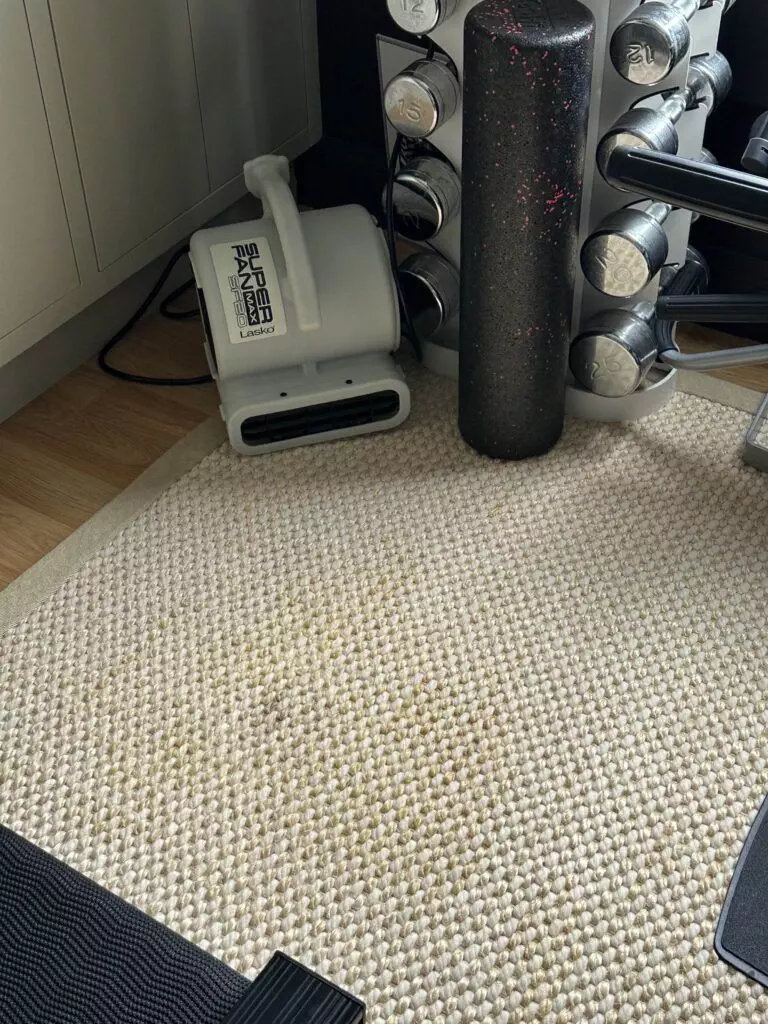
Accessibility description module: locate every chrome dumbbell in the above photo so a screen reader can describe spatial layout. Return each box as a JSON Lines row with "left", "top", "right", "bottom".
{"left": 570, "top": 304, "right": 658, "bottom": 398}
{"left": 386, "top": 0, "right": 458, "bottom": 34}
{"left": 383, "top": 155, "right": 461, "bottom": 241}
{"left": 611, "top": 0, "right": 719, "bottom": 85}
{"left": 598, "top": 52, "right": 731, "bottom": 175}
{"left": 611, "top": 1, "right": 702, "bottom": 86}
{"left": 613, "top": 0, "right": 741, "bottom": 87}
{"left": 582, "top": 148, "right": 716, "bottom": 297}
{"left": 399, "top": 252, "right": 460, "bottom": 338}
{"left": 384, "top": 59, "right": 460, "bottom": 139}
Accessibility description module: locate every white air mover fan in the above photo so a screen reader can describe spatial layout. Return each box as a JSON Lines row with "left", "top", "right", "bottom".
{"left": 190, "top": 156, "right": 410, "bottom": 456}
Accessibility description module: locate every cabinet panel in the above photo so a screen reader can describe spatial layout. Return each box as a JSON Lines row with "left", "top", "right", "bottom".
{"left": 0, "top": 0, "right": 78, "bottom": 339}
{"left": 48, "top": 0, "right": 210, "bottom": 269}
{"left": 187, "top": 0, "right": 310, "bottom": 190}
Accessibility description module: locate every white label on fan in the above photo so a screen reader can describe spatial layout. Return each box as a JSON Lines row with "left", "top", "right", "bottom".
{"left": 211, "top": 237, "right": 287, "bottom": 343}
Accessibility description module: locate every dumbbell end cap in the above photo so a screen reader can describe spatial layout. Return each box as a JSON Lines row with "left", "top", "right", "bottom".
{"left": 570, "top": 310, "right": 657, "bottom": 398}
{"left": 569, "top": 333, "right": 645, "bottom": 398}
{"left": 399, "top": 252, "right": 460, "bottom": 339}
{"left": 610, "top": 5, "right": 691, "bottom": 86}
{"left": 581, "top": 234, "right": 654, "bottom": 299}
{"left": 581, "top": 208, "right": 669, "bottom": 298}
{"left": 386, "top": 0, "right": 456, "bottom": 34}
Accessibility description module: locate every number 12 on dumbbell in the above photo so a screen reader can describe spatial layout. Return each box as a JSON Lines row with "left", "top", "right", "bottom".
{"left": 612, "top": 0, "right": 738, "bottom": 86}
{"left": 386, "top": 0, "right": 457, "bottom": 35}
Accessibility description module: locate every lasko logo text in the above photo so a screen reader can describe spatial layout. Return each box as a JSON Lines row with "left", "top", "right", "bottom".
{"left": 229, "top": 243, "right": 276, "bottom": 339}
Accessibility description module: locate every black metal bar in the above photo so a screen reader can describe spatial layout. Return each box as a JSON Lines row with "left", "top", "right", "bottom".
{"left": 604, "top": 147, "right": 768, "bottom": 233}
{"left": 656, "top": 293, "right": 768, "bottom": 322}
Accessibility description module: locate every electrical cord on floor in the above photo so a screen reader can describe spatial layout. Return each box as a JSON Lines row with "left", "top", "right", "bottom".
{"left": 98, "top": 247, "right": 213, "bottom": 387}
{"left": 160, "top": 278, "right": 200, "bottom": 321}
{"left": 385, "top": 134, "right": 422, "bottom": 361}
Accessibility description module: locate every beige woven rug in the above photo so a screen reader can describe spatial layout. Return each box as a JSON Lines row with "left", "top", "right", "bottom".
{"left": 2, "top": 366, "right": 768, "bottom": 1023}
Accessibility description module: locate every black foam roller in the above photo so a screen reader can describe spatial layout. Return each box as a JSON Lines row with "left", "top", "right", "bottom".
{"left": 460, "top": 0, "right": 595, "bottom": 460}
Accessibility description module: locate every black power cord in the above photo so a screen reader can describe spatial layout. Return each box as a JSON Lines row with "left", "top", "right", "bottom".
{"left": 160, "top": 278, "right": 200, "bottom": 321}
{"left": 98, "top": 248, "right": 212, "bottom": 387}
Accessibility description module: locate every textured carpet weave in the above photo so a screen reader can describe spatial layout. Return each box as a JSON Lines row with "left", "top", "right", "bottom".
{"left": 2, "top": 368, "right": 768, "bottom": 1023}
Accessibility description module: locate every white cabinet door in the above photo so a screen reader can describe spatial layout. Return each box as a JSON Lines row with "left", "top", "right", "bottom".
{"left": 0, "top": 0, "right": 78, "bottom": 340}
{"left": 187, "top": 0, "right": 311, "bottom": 190}
{"left": 48, "top": 0, "right": 211, "bottom": 270}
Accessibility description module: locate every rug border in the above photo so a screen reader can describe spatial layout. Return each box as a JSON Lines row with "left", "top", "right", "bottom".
{"left": 0, "top": 375, "right": 761, "bottom": 637}
{"left": 676, "top": 372, "right": 764, "bottom": 414}
{"left": 0, "top": 415, "right": 227, "bottom": 638}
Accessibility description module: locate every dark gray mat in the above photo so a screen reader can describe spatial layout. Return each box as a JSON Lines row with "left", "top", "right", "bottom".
{"left": 716, "top": 797, "right": 768, "bottom": 988}
{"left": 0, "top": 826, "right": 249, "bottom": 1024}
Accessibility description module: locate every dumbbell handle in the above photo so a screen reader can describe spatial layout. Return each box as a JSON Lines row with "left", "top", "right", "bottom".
{"left": 628, "top": 301, "right": 657, "bottom": 324}
{"left": 659, "top": 56, "right": 726, "bottom": 123}
{"left": 646, "top": 200, "right": 675, "bottom": 223}
{"left": 658, "top": 91, "right": 690, "bottom": 127}
{"left": 668, "top": 0, "right": 701, "bottom": 17}
{"left": 604, "top": 147, "right": 768, "bottom": 234}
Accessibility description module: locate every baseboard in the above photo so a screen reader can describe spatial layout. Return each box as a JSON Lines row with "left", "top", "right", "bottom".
{"left": 0, "top": 254, "right": 186, "bottom": 423}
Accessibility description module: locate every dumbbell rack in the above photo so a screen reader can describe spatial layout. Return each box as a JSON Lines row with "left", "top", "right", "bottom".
{"left": 378, "top": 0, "right": 730, "bottom": 421}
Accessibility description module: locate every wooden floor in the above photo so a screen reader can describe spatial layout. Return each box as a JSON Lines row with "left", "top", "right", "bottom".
{"left": 0, "top": 314, "right": 765, "bottom": 591}
{"left": 0, "top": 315, "right": 218, "bottom": 589}
{"left": 677, "top": 324, "right": 768, "bottom": 393}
